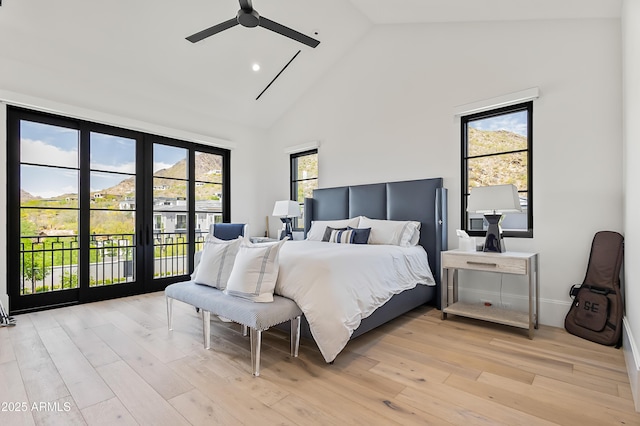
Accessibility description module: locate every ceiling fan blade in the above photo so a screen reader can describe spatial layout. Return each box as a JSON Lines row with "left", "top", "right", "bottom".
{"left": 186, "top": 18, "right": 239, "bottom": 43}
{"left": 259, "top": 16, "right": 320, "bottom": 48}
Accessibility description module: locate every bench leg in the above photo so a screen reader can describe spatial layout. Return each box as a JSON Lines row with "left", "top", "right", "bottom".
{"left": 250, "top": 328, "right": 262, "bottom": 377}
{"left": 202, "top": 310, "right": 211, "bottom": 349}
{"left": 242, "top": 325, "right": 248, "bottom": 337}
{"left": 166, "top": 297, "right": 173, "bottom": 331}
{"left": 291, "top": 316, "right": 301, "bottom": 358}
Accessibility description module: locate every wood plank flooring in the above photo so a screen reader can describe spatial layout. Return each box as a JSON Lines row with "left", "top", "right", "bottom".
{"left": 1, "top": 292, "right": 638, "bottom": 425}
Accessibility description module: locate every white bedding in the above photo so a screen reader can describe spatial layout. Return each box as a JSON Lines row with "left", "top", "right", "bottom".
{"left": 274, "top": 240, "right": 435, "bottom": 362}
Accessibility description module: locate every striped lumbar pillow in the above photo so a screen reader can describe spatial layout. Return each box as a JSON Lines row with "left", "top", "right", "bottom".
{"left": 329, "top": 229, "right": 354, "bottom": 244}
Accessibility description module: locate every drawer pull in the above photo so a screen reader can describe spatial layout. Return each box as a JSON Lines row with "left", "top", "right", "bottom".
{"left": 466, "top": 261, "right": 497, "bottom": 267}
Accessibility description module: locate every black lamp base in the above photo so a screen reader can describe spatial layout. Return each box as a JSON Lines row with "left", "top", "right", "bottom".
{"left": 483, "top": 214, "right": 506, "bottom": 253}
{"left": 279, "top": 217, "right": 293, "bottom": 240}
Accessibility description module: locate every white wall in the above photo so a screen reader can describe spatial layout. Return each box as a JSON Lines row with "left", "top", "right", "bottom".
{"left": 622, "top": 0, "right": 640, "bottom": 409}
{"left": 264, "top": 18, "right": 623, "bottom": 327}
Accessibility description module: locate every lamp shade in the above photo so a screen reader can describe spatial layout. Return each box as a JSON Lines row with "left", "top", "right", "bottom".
{"left": 467, "top": 184, "right": 522, "bottom": 214}
{"left": 272, "top": 200, "right": 301, "bottom": 217}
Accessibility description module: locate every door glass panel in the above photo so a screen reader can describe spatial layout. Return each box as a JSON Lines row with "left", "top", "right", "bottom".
{"left": 90, "top": 133, "right": 137, "bottom": 286}
{"left": 90, "top": 133, "right": 136, "bottom": 173}
{"left": 88, "top": 220, "right": 136, "bottom": 287}
{"left": 19, "top": 120, "right": 80, "bottom": 296}
{"left": 21, "top": 165, "right": 79, "bottom": 208}
{"left": 153, "top": 144, "right": 189, "bottom": 278}
{"left": 195, "top": 151, "right": 223, "bottom": 243}
{"left": 20, "top": 121, "right": 78, "bottom": 168}
{"left": 195, "top": 183, "right": 222, "bottom": 241}
{"left": 154, "top": 145, "right": 187, "bottom": 179}
{"left": 195, "top": 183, "right": 222, "bottom": 203}
{"left": 195, "top": 152, "right": 223, "bottom": 183}
{"left": 90, "top": 172, "right": 136, "bottom": 210}
{"left": 153, "top": 177, "right": 187, "bottom": 201}
{"left": 20, "top": 210, "right": 79, "bottom": 295}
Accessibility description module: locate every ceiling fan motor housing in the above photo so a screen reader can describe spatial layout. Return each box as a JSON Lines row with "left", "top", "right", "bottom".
{"left": 237, "top": 9, "right": 260, "bottom": 27}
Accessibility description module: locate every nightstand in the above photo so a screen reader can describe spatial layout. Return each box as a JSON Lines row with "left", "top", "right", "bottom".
{"left": 441, "top": 250, "right": 539, "bottom": 338}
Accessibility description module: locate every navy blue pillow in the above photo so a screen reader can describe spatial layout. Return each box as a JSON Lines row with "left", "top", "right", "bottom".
{"left": 348, "top": 227, "right": 371, "bottom": 244}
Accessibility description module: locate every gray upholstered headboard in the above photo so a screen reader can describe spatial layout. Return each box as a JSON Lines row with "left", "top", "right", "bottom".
{"left": 303, "top": 178, "right": 448, "bottom": 308}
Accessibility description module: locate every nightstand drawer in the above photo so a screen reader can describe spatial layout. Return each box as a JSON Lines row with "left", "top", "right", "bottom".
{"left": 442, "top": 253, "right": 527, "bottom": 275}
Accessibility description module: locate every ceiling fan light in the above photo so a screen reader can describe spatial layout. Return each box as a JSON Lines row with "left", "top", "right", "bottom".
{"left": 252, "top": 63, "right": 260, "bottom": 72}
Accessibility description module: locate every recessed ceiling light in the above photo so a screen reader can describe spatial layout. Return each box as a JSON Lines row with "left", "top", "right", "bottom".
{"left": 252, "top": 63, "right": 260, "bottom": 72}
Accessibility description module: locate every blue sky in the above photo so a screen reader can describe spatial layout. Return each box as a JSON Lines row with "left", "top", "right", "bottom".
{"left": 20, "top": 121, "right": 186, "bottom": 198}
{"left": 468, "top": 110, "right": 527, "bottom": 136}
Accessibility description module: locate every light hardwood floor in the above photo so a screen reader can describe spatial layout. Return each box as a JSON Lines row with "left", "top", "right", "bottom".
{"left": 1, "top": 292, "right": 638, "bottom": 425}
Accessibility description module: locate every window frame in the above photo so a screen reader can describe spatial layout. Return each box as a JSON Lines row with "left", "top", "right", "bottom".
{"left": 290, "top": 149, "right": 318, "bottom": 231}
{"left": 461, "top": 101, "right": 533, "bottom": 238}
{"left": 6, "top": 105, "right": 231, "bottom": 313}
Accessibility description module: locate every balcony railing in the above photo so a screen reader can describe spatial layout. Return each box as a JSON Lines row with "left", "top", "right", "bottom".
{"left": 19, "top": 231, "right": 209, "bottom": 295}
{"left": 153, "top": 231, "right": 207, "bottom": 277}
{"left": 20, "top": 234, "right": 79, "bottom": 295}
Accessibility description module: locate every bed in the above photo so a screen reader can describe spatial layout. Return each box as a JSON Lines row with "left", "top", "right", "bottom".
{"left": 274, "top": 177, "right": 447, "bottom": 362}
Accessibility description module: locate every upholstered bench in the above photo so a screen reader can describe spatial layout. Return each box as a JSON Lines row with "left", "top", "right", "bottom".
{"left": 165, "top": 281, "right": 302, "bottom": 376}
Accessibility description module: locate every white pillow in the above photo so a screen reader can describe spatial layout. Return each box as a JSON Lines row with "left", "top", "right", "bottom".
{"left": 193, "top": 236, "right": 242, "bottom": 289}
{"left": 190, "top": 250, "right": 203, "bottom": 280}
{"left": 306, "top": 217, "right": 360, "bottom": 241}
{"left": 358, "top": 217, "right": 421, "bottom": 247}
{"left": 224, "top": 238, "right": 288, "bottom": 302}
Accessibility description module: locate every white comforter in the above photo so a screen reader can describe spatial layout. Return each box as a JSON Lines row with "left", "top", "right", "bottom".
{"left": 274, "top": 240, "right": 435, "bottom": 362}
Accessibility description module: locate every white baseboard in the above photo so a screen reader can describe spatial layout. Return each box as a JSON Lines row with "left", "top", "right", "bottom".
{"left": 623, "top": 318, "right": 640, "bottom": 411}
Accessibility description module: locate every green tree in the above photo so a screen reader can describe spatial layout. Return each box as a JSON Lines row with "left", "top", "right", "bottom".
{"left": 21, "top": 249, "right": 51, "bottom": 292}
{"left": 61, "top": 271, "right": 79, "bottom": 289}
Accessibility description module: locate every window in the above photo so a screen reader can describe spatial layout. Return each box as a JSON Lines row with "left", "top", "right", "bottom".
{"left": 461, "top": 101, "right": 532, "bottom": 238}
{"left": 290, "top": 149, "right": 318, "bottom": 230}
{"left": 7, "top": 106, "right": 231, "bottom": 313}
{"left": 176, "top": 214, "right": 187, "bottom": 231}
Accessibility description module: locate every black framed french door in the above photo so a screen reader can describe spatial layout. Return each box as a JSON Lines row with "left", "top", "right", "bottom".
{"left": 6, "top": 107, "right": 230, "bottom": 314}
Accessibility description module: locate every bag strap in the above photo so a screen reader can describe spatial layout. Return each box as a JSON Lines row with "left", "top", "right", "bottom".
{"left": 584, "top": 284, "right": 614, "bottom": 296}
{"left": 570, "top": 284, "right": 615, "bottom": 297}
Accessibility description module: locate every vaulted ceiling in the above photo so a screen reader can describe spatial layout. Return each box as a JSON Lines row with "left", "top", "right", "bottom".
{"left": 0, "top": 0, "right": 621, "bottom": 130}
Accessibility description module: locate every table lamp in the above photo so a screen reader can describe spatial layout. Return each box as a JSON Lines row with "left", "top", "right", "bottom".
{"left": 272, "top": 200, "right": 301, "bottom": 240}
{"left": 467, "top": 184, "right": 522, "bottom": 252}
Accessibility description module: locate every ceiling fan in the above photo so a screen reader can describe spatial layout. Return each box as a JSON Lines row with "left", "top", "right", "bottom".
{"left": 186, "top": 0, "right": 320, "bottom": 48}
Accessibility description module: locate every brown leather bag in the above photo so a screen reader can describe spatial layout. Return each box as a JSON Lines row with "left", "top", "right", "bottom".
{"left": 564, "top": 231, "right": 624, "bottom": 347}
